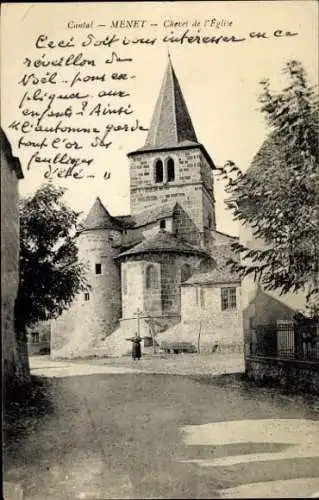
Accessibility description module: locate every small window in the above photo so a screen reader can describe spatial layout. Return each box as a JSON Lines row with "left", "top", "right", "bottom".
{"left": 195, "top": 287, "right": 199, "bottom": 305}
{"left": 155, "top": 159, "right": 163, "bottom": 183}
{"left": 160, "top": 220, "right": 166, "bottom": 229}
{"left": 84, "top": 293, "right": 90, "bottom": 301}
{"left": 95, "top": 263, "right": 102, "bottom": 275}
{"left": 167, "top": 157, "right": 175, "bottom": 182}
{"left": 200, "top": 288, "right": 205, "bottom": 308}
{"left": 221, "top": 287, "right": 237, "bottom": 310}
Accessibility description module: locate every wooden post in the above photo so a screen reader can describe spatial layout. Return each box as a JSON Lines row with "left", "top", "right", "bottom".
{"left": 197, "top": 321, "right": 202, "bottom": 354}
{"left": 136, "top": 308, "right": 141, "bottom": 337}
{"left": 145, "top": 317, "right": 157, "bottom": 355}
{"left": 151, "top": 320, "right": 157, "bottom": 354}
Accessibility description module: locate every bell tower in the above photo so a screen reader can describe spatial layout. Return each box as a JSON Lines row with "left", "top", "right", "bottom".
{"left": 128, "top": 56, "right": 217, "bottom": 242}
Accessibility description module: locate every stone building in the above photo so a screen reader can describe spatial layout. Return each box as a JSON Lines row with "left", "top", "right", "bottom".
{"left": 174, "top": 240, "right": 242, "bottom": 352}
{"left": 51, "top": 58, "right": 242, "bottom": 358}
{"left": 1, "top": 128, "right": 24, "bottom": 380}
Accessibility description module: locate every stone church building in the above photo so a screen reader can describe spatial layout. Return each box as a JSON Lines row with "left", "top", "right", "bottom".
{"left": 51, "top": 58, "right": 243, "bottom": 358}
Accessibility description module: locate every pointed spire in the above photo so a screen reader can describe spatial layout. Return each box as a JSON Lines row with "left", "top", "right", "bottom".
{"left": 81, "top": 197, "right": 120, "bottom": 231}
{"left": 144, "top": 56, "right": 198, "bottom": 148}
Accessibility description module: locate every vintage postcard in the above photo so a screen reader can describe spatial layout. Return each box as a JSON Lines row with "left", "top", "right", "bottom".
{"left": 2, "top": 1, "right": 319, "bottom": 499}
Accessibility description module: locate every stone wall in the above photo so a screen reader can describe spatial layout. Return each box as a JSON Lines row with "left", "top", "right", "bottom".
{"left": 160, "top": 254, "right": 201, "bottom": 318}
{"left": 173, "top": 204, "right": 202, "bottom": 247}
{"left": 124, "top": 204, "right": 202, "bottom": 248}
{"left": 121, "top": 259, "right": 162, "bottom": 320}
{"left": 122, "top": 218, "right": 174, "bottom": 249}
{"left": 143, "top": 262, "right": 162, "bottom": 317}
{"left": 160, "top": 255, "right": 182, "bottom": 316}
{"left": 142, "top": 217, "right": 174, "bottom": 240}
{"left": 181, "top": 283, "right": 243, "bottom": 349}
{"left": 120, "top": 253, "right": 202, "bottom": 333}
{"left": 201, "top": 155, "right": 215, "bottom": 230}
{"left": 245, "top": 356, "right": 319, "bottom": 394}
{"left": 129, "top": 148, "right": 215, "bottom": 234}
{"left": 51, "top": 229, "right": 122, "bottom": 357}
{"left": 1, "top": 137, "right": 20, "bottom": 378}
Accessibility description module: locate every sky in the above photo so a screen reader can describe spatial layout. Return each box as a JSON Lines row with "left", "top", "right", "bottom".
{"left": 1, "top": 1, "right": 318, "bottom": 236}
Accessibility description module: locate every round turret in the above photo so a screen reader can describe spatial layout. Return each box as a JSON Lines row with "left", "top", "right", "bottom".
{"left": 51, "top": 198, "right": 122, "bottom": 358}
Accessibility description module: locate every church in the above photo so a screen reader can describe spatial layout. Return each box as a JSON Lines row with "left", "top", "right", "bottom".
{"left": 51, "top": 57, "right": 243, "bottom": 358}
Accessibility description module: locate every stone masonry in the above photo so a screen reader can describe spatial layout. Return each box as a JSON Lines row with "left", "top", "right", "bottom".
{"left": 51, "top": 57, "right": 241, "bottom": 358}
{"left": 1, "top": 129, "right": 24, "bottom": 378}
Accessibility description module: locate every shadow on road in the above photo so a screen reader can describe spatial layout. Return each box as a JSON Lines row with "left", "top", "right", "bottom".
{"left": 3, "top": 370, "right": 319, "bottom": 499}
{"left": 3, "top": 375, "right": 55, "bottom": 446}
{"left": 189, "top": 371, "right": 319, "bottom": 410}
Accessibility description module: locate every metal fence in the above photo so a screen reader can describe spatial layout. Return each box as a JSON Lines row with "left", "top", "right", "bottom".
{"left": 249, "top": 319, "right": 319, "bottom": 362}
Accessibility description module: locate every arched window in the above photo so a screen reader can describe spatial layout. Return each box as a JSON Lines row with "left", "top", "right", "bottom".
{"left": 146, "top": 264, "right": 159, "bottom": 289}
{"left": 167, "top": 157, "right": 175, "bottom": 182}
{"left": 181, "top": 264, "right": 192, "bottom": 283}
{"left": 155, "top": 159, "right": 163, "bottom": 183}
{"left": 122, "top": 268, "right": 127, "bottom": 295}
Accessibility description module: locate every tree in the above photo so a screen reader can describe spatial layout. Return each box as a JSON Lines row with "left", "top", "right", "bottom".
{"left": 220, "top": 61, "right": 319, "bottom": 314}
{"left": 14, "top": 183, "right": 88, "bottom": 380}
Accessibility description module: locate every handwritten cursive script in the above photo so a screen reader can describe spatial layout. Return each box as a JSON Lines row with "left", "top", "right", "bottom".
{"left": 9, "top": 25, "right": 298, "bottom": 181}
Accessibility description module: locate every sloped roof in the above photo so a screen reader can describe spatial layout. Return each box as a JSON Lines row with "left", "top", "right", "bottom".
{"left": 115, "top": 229, "right": 211, "bottom": 259}
{"left": 133, "top": 140, "right": 200, "bottom": 155}
{"left": 79, "top": 201, "right": 184, "bottom": 234}
{"left": 210, "top": 229, "right": 239, "bottom": 245}
{"left": 127, "top": 58, "right": 216, "bottom": 169}
{"left": 144, "top": 57, "right": 198, "bottom": 148}
{"left": 183, "top": 244, "right": 240, "bottom": 285}
{"left": 132, "top": 202, "right": 177, "bottom": 228}
{"left": 129, "top": 142, "right": 216, "bottom": 170}
{"left": 0, "top": 128, "right": 24, "bottom": 179}
{"left": 114, "top": 214, "right": 135, "bottom": 228}
{"left": 184, "top": 267, "right": 240, "bottom": 286}
{"left": 80, "top": 197, "right": 122, "bottom": 232}
{"left": 113, "top": 203, "right": 178, "bottom": 229}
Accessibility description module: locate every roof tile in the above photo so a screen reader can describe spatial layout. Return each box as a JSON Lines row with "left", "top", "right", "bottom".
{"left": 80, "top": 197, "right": 122, "bottom": 232}
{"left": 145, "top": 59, "right": 198, "bottom": 148}
{"left": 116, "top": 229, "right": 211, "bottom": 259}
{"left": 183, "top": 244, "right": 240, "bottom": 285}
